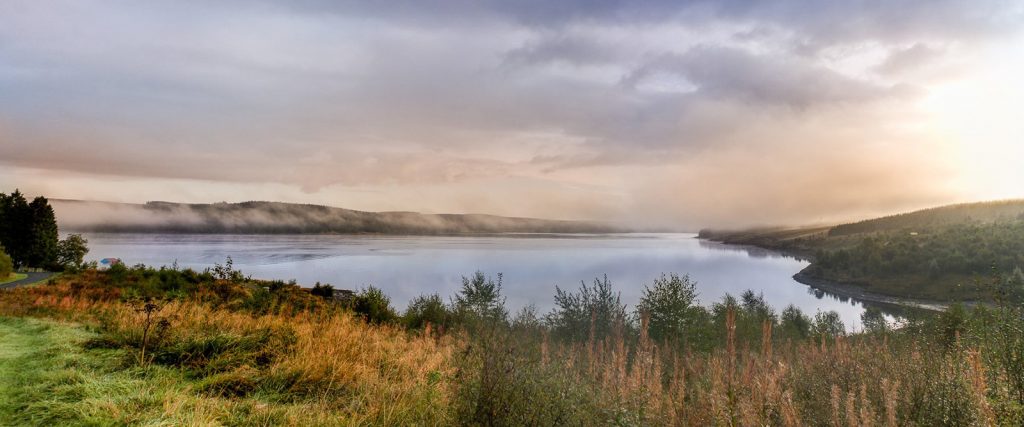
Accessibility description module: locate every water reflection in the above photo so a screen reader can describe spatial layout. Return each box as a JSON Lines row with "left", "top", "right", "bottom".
{"left": 697, "top": 239, "right": 811, "bottom": 261}
{"left": 80, "top": 232, "right": 900, "bottom": 330}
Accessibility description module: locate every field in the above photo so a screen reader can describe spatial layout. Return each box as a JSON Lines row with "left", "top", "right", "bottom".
{"left": 1, "top": 264, "right": 1024, "bottom": 425}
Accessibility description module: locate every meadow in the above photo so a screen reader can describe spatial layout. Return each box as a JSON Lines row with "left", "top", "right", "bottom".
{"left": 1, "top": 261, "right": 1023, "bottom": 426}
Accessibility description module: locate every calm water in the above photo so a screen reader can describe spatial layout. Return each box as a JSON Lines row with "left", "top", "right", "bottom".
{"left": 80, "top": 233, "right": 874, "bottom": 328}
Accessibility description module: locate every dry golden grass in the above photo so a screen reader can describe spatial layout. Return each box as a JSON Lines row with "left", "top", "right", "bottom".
{"left": 5, "top": 275, "right": 1024, "bottom": 426}
{"left": 0, "top": 281, "right": 457, "bottom": 425}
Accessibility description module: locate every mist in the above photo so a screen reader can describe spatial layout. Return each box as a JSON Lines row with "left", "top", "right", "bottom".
{"left": 50, "top": 199, "right": 627, "bottom": 235}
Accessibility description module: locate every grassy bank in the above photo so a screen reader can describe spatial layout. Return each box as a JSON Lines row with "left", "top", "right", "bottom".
{"left": 0, "top": 315, "right": 451, "bottom": 426}
{"left": 3, "top": 265, "right": 1024, "bottom": 425}
{"left": 0, "top": 273, "right": 27, "bottom": 286}
{"left": 0, "top": 316, "right": 205, "bottom": 425}
{"left": 0, "top": 272, "right": 456, "bottom": 425}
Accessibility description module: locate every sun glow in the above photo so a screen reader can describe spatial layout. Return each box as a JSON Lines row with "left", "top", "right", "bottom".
{"left": 918, "top": 44, "right": 1024, "bottom": 201}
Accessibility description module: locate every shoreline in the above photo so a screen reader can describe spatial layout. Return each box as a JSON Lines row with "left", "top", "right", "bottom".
{"left": 700, "top": 236, "right": 951, "bottom": 312}
{"left": 791, "top": 267, "right": 949, "bottom": 312}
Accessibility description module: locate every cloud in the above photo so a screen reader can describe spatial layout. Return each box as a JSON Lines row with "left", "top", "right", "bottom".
{"left": 0, "top": 0, "right": 1022, "bottom": 228}
{"left": 505, "top": 35, "right": 627, "bottom": 67}
{"left": 621, "top": 46, "right": 899, "bottom": 108}
{"left": 874, "top": 43, "right": 946, "bottom": 76}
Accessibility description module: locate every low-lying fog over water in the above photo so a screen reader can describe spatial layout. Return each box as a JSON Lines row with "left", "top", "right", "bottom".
{"left": 80, "top": 233, "right": 875, "bottom": 328}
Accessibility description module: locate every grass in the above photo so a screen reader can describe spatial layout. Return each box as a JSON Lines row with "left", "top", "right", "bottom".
{"left": 0, "top": 316, "right": 190, "bottom": 426}
{"left": 0, "top": 279, "right": 456, "bottom": 426}
{"left": 0, "top": 273, "right": 27, "bottom": 286}
{"left": 5, "top": 267, "right": 1024, "bottom": 425}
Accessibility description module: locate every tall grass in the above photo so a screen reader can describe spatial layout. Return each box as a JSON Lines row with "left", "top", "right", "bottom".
{"left": 0, "top": 280, "right": 456, "bottom": 425}
{"left": 4, "top": 268, "right": 1024, "bottom": 425}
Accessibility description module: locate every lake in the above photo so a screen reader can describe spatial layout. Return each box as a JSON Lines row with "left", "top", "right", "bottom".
{"left": 79, "top": 232, "right": 875, "bottom": 328}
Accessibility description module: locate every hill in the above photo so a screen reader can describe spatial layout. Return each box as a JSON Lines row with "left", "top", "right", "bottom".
{"left": 829, "top": 199, "right": 1024, "bottom": 236}
{"left": 701, "top": 199, "right": 1024, "bottom": 302}
{"left": 51, "top": 199, "right": 624, "bottom": 235}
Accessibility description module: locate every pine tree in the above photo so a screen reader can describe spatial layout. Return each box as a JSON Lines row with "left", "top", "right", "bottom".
{"left": 0, "top": 190, "right": 33, "bottom": 268}
{"left": 0, "top": 191, "right": 61, "bottom": 269}
{"left": 27, "top": 196, "right": 59, "bottom": 268}
{"left": 0, "top": 193, "right": 8, "bottom": 264}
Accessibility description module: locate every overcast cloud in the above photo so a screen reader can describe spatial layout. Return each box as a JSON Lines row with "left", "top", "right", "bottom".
{"left": 2, "top": 0, "right": 1023, "bottom": 228}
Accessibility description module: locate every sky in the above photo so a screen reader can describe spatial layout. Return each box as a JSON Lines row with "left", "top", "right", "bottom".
{"left": 2, "top": 0, "right": 1023, "bottom": 229}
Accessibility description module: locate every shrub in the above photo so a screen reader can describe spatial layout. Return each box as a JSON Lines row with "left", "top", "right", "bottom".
{"left": 779, "top": 304, "right": 812, "bottom": 340}
{"left": 811, "top": 310, "right": 845, "bottom": 340}
{"left": 547, "top": 275, "right": 626, "bottom": 343}
{"left": 310, "top": 282, "right": 334, "bottom": 300}
{"left": 403, "top": 293, "right": 452, "bottom": 331}
{"left": 0, "top": 245, "right": 12, "bottom": 278}
{"left": 939, "top": 303, "right": 968, "bottom": 348}
{"left": 452, "top": 271, "right": 507, "bottom": 327}
{"left": 350, "top": 286, "right": 397, "bottom": 324}
{"left": 636, "top": 273, "right": 698, "bottom": 346}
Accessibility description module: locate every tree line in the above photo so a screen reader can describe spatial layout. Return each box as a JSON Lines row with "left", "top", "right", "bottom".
{"left": 812, "top": 220, "right": 1024, "bottom": 300}
{"left": 0, "top": 190, "right": 89, "bottom": 271}
{"left": 351, "top": 271, "right": 854, "bottom": 353}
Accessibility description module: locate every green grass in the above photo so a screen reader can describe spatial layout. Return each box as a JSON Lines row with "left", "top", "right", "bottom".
{"left": 0, "top": 317, "right": 263, "bottom": 426}
{"left": 0, "top": 273, "right": 27, "bottom": 286}
{"left": 0, "top": 315, "right": 429, "bottom": 426}
{"left": 0, "top": 317, "right": 171, "bottom": 425}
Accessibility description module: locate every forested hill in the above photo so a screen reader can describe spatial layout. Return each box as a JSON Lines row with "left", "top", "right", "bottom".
{"left": 829, "top": 199, "right": 1024, "bottom": 236}
{"left": 700, "top": 199, "right": 1024, "bottom": 302}
{"left": 50, "top": 199, "right": 624, "bottom": 235}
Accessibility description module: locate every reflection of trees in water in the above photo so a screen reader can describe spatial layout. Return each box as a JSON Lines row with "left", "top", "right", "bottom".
{"left": 696, "top": 239, "right": 807, "bottom": 261}
{"left": 805, "top": 284, "right": 931, "bottom": 320}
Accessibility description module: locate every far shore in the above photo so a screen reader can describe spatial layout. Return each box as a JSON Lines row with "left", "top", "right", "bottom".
{"left": 700, "top": 236, "right": 953, "bottom": 312}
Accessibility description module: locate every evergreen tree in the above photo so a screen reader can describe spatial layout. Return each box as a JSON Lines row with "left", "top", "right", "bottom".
{"left": 0, "top": 190, "right": 33, "bottom": 268}
{"left": 0, "top": 191, "right": 63, "bottom": 269}
{"left": 27, "top": 196, "right": 59, "bottom": 268}
{"left": 0, "top": 192, "right": 8, "bottom": 251}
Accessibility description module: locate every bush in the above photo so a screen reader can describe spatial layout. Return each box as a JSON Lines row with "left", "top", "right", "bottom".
{"left": 811, "top": 310, "right": 845, "bottom": 340}
{"left": 310, "top": 282, "right": 334, "bottom": 299}
{"left": 548, "top": 275, "right": 626, "bottom": 343}
{"left": 779, "top": 304, "right": 812, "bottom": 340}
{"left": 452, "top": 271, "right": 507, "bottom": 327}
{"left": 636, "top": 273, "right": 698, "bottom": 346}
{"left": 0, "top": 246, "right": 12, "bottom": 278}
{"left": 350, "top": 286, "right": 397, "bottom": 324}
{"left": 403, "top": 293, "right": 452, "bottom": 331}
